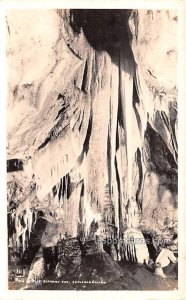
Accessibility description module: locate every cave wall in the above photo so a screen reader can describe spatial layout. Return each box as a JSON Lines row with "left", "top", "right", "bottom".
{"left": 7, "top": 9, "right": 178, "bottom": 256}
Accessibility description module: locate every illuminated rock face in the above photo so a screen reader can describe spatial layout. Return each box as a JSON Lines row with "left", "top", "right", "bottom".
{"left": 122, "top": 228, "right": 149, "bottom": 264}
{"left": 7, "top": 9, "right": 178, "bottom": 261}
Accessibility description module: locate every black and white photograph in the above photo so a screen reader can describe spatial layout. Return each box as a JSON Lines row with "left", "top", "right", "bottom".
{"left": 5, "top": 6, "right": 182, "bottom": 293}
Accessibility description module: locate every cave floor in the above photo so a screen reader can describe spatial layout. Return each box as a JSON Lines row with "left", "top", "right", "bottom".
{"left": 9, "top": 261, "right": 178, "bottom": 291}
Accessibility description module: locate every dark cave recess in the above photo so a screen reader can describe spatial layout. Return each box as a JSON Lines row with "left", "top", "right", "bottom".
{"left": 7, "top": 159, "right": 24, "bottom": 172}
{"left": 69, "top": 9, "right": 132, "bottom": 55}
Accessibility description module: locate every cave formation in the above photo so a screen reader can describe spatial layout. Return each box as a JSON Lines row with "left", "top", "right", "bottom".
{"left": 7, "top": 9, "right": 178, "bottom": 289}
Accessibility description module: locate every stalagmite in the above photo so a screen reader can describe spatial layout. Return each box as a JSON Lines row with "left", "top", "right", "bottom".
{"left": 123, "top": 228, "right": 149, "bottom": 264}
{"left": 26, "top": 247, "right": 45, "bottom": 286}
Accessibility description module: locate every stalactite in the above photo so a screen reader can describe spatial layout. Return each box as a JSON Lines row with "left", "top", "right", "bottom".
{"left": 115, "top": 124, "right": 128, "bottom": 234}
{"left": 119, "top": 46, "right": 144, "bottom": 228}
{"left": 33, "top": 91, "right": 91, "bottom": 201}
{"left": 109, "top": 55, "right": 120, "bottom": 234}
{"left": 134, "top": 62, "right": 177, "bottom": 166}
